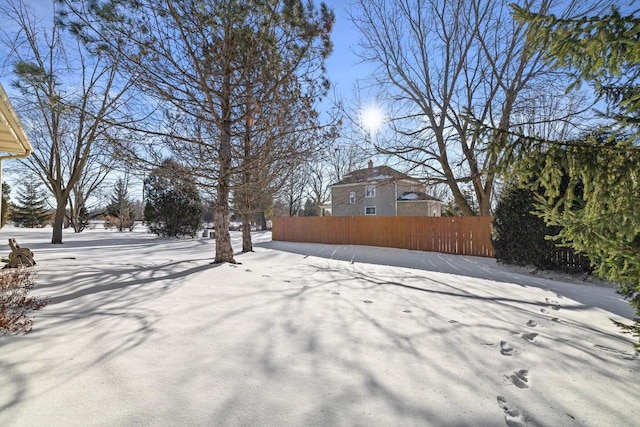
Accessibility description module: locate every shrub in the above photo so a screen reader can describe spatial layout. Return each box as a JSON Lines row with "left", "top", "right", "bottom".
{"left": 144, "top": 159, "right": 203, "bottom": 238}
{"left": 492, "top": 183, "right": 590, "bottom": 274}
{"left": 0, "top": 268, "right": 48, "bottom": 334}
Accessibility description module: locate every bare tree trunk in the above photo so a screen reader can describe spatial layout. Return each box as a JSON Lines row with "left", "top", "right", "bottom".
{"left": 259, "top": 211, "right": 267, "bottom": 231}
{"left": 241, "top": 212, "right": 253, "bottom": 253}
{"left": 214, "top": 60, "right": 236, "bottom": 264}
{"left": 214, "top": 136, "right": 235, "bottom": 263}
{"left": 214, "top": 201, "right": 234, "bottom": 263}
{"left": 51, "top": 197, "right": 66, "bottom": 244}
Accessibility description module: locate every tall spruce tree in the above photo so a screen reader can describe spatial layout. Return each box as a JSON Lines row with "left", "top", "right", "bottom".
{"left": 105, "top": 178, "right": 135, "bottom": 232}
{"left": 144, "top": 160, "right": 203, "bottom": 238}
{"left": 504, "top": 6, "right": 640, "bottom": 348}
{"left": 12, "top": 179, "right": 50, "bottom": 228}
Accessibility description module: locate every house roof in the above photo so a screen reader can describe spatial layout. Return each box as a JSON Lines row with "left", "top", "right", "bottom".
{"left": 397, "top": 191, "right": 443, "bottom": 202}
{"left": 331, "top": 162, "right": 420, "bottom": 187}
{"left": 0, "top": 83, "right": 32, "bottom": 157}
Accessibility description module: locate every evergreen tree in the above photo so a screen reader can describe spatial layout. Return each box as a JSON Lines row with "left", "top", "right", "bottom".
{"left": 504, "top": 6, "right": 640, "bottom": 348}
{"left": 493, "top": 184, "right": 555, "bottom": 268}
{"left": 12, "top": 179, "right": 50, "bottom": 228}
{"left": 105, "top": 178, "right": 135, "bottom": 232}
{"left": 302, "top": 198, "right": 318, "bottom": 217}
{"left": 1, "top": 183, "right": 11, "bottom": 228}
{"left": 493, "top": 182, "right": 590, "bottom": 273}
{"left": 143, "top": 159, "right": 203, "bottom": 238}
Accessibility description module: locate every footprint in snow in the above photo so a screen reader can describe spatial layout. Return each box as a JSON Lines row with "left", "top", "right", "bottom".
{"left": 546, "top": 298, "right": 561, "bottom": 310}
{"left": 363, "top": 300, "right": 373, "bottom": 304}
{"left": 403, "top": 309, "right": 412, "bottom": 313}
{"left": 497, "top": 396, "right": 526, "bottom": 427}
{"left": 521, "top": 332, "right": 538, "bottom": 342}
{"left": 331, "top": 292, "right": 340, "bottom": 295}
{"left": 507, "top": 369, "right": 530, "bottom": 389}
{"left": 526, "top": 320, "right": 538, "bottom": 328}
{"left": 500, "top": 341, "right": 514, "bottom": 356}
{"left": 245, "top": 269, "right": 252, "bottom": 272}
{"left": 284, "top": 280, "right": 291, "bottom": 283}
{"left": 262, "top": 274, "right": 270, "bottom": 278}
{"left": 448, "top": 320, "right": 459, "bottom": 324}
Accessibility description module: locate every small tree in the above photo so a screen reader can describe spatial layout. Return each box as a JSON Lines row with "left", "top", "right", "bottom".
{"left": 105, "top": 178, "right": 135, "bottom": 232}
{"left": 12, "top": 179, "right": 50, "bottom": 228}
{"left": 68, "top": 204, "right": 90, "bottom": 233}
{"left": 302, "top": 198, "right": 319, "bottom": 217}
{"left": 1, "top": 183, "right": 11, "bottom": 228}
{"left": 143, "top": 160, "right": 203, "bottom": 238}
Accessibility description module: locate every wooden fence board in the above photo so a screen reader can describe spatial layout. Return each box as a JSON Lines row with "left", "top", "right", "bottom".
{"left": 272, "top": 216, "right": 496, "bottom": 258}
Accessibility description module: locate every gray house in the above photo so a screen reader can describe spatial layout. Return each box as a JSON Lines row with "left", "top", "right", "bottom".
{"left": 330, "top": 161, "right": 442, "bottom": 216}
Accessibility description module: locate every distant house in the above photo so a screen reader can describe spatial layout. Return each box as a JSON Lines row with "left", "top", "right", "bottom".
{"left": 330, "top": 161, "right": 442, "bottom": 216}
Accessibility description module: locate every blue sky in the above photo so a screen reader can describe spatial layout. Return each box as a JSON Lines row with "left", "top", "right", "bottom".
{"left": 322, "top": 1, "right": 370, "bottom": 102}
{"left": 6, "top": 1, "right": 371, "bottom": 116}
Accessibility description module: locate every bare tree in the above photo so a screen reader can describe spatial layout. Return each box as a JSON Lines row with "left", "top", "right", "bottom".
{"left": 67, "top": 138, "right": 120, "bottom": 232}
{"left": 1, "top": 0, "right": 133, "bottom": 243}
{"left": 276, "top": 164, "right": 310, "bottom": 217}
{"left": 350, "top": 0, "right": 604, "bottom": 215}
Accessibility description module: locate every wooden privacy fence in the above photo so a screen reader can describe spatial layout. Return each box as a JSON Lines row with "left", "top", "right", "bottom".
{"left": 272, "top": 216, "right": 495, "bottom": 258}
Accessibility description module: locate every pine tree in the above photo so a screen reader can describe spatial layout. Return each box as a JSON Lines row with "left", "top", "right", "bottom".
{"left": 143, "top": 159, "right": 203, "bottom": 238}
{"left": 302, "top": 199, "right": 318, "bottom": 217}
{"left": 12, "top": 179, "right": 50, "bottom": 228}
{"left": 60, "top": 0, "right": 334, "bottom": 263}
{"left": 506, "top": 6, "right": 640, "bottom": 348}
{"left": 493, "top": 184, "right": 555, "bottom": 268}
{"left": 105, "top": 178, "right": 135, "bottom": 232}
{"left": 1, "top": 183, "right": 11, "bottom": 228}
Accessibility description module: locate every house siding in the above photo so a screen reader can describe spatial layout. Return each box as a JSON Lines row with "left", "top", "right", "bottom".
{"left": 397, "top": 200, "right": 442, "bottom": 216}
{"left": 332, "top": 182, "right": 398, "bottom": 216}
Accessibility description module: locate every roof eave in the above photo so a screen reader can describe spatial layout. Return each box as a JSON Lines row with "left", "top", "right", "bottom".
{"left": 0, "top": 83, "right": 33, "bottom": 159}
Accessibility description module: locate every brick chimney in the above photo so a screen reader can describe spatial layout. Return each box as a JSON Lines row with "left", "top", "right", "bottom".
{"left": 368, "top": 160, "right": 373, "bottom": 169}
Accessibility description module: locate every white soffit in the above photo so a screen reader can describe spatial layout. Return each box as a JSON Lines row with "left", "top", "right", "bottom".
{"left": 0, "top": 83, "right": 32, "bottom": 156}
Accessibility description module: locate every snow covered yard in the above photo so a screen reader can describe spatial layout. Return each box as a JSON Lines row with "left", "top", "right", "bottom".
{"left": 0, "top": 227, "right": 637, "bottom": 427}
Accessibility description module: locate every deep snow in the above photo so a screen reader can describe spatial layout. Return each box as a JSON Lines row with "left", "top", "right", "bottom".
{"left": 0, "top": 226, "right": 637, "bottom": 427}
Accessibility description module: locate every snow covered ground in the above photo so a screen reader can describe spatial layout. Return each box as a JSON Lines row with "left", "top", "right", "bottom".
{"left": 0, "top": 226, "right": 637, "bottom": 427}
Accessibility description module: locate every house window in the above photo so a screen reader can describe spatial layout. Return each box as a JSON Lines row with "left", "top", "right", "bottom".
{"left": 365, "top": 206, "right": 376, "bottom": 215}
{"left": 365, "top": 186, "right": 376, "bottom": 198}
{"left": 349, "top": 191, "right": 355, "bottom": 204}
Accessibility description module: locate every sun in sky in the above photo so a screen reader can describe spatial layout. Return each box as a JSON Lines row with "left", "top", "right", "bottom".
{"left": 360, "top": 104, "right": 386, "bottom": 134}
